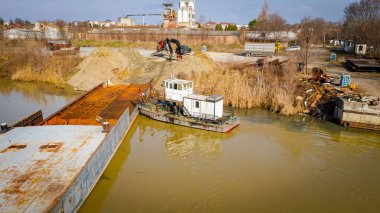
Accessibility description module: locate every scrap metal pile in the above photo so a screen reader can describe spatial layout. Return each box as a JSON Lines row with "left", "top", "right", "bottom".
{"left": 297, "top": 67, "right": 380, "bottom": 121}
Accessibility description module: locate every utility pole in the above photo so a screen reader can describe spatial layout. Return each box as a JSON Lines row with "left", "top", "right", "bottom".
{"left": 306, "top": 36, "right": 309, "bottom": 75}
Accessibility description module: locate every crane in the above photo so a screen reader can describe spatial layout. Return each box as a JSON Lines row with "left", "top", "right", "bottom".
{"left": 125, "top": 14, "right": 163, "bottom": 26}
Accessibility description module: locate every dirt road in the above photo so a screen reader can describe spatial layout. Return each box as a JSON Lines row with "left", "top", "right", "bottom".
{"left": 305, "top": 45, "right": 380, "bottom": 97}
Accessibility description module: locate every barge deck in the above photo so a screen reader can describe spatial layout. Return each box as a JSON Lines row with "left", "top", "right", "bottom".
{"left": 0, "top": 82, "right": 151, "bottom": 212}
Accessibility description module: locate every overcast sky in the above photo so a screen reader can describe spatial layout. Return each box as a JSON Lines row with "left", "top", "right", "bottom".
{"left": 0, "top": 0, "right": 356, "bottom": 24}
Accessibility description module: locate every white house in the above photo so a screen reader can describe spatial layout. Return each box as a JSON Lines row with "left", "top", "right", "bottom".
{"left": 163, "top": 78, "right": 193, "bottom": 102}
{"left": 118, "top": 17, "right": 135, "bottom": 27}
{"left": 183, "top": 94, "right": 224, "bottom": 120}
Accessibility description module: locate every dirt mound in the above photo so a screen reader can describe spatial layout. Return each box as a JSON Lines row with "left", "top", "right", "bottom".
{"left": 154, "top": 52, "right": 216, "bottom": 93}
{"left": 68, "top": 48, "right": 145, "bottom": 91}
{"left": 69, "top": 48, "right": 216, "bottom": 91}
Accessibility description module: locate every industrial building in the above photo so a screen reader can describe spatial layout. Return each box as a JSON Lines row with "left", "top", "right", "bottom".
{"left": 177, "top": 0, "right": 196, "bottom": 28}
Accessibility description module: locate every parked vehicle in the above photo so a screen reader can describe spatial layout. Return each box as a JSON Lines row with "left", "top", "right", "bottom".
{"left": 286, "top": 46, "right": 301, "bottom": 52}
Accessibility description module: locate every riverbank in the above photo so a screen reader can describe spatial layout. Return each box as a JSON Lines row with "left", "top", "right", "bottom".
{"left": 0, "top": 40, "right": 81, "bottom": 85}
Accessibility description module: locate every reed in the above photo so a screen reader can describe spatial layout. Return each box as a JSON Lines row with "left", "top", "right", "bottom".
{"left": 0, "top": 40, "right": 81, "bottom": 85}
{"left": 185, "top": 60, "right": 303, "bottom": 115}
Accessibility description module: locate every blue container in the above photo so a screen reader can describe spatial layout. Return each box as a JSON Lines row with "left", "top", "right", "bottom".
{"left": 330, "top": 52, "right": 336, "bottom": 61}
{"left": 341, "top": 74, "right": 351, "bottom": 87}
{"left": 201, "top": 45, "right": 207, "bottom": 52}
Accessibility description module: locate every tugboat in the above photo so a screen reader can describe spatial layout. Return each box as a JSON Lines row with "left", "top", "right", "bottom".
{"left": 139, "top": 78, "right": 239, "bottom": 133}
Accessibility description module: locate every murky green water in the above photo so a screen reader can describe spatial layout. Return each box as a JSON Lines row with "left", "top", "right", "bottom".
{"left": 0, "top": 79, "right": 81, "bottom": 124}
{"left": 80, "top": 110, "right": 380, "bottom": 213}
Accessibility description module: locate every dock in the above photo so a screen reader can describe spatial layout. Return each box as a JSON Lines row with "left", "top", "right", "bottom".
{"left": 0, "top": 82, "right": 151, "bottom": 212}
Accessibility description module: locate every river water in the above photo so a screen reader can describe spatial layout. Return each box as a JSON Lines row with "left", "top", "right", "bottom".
{"left": 1, "top": 80, "right": 379, "bottom": 212}
{"left": 0, "top": 79, "right": 81, "bottom": 124}
{"left": 80, "top": 111, "right": 380, "bottom": 213}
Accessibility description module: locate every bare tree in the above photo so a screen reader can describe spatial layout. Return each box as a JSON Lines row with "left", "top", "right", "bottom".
{"left": 269, "top": 13, "right": 287, "bottom": 40}
{"left": 343, "top": 0, "right": 380, "bottom": 57}
{"left": 256, "top": 0, "right": 270, "bottom": 35}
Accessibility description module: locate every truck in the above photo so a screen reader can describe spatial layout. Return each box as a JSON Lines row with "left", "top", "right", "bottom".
{"left": 244, "top": 42, "right": 276, "bottom": 57}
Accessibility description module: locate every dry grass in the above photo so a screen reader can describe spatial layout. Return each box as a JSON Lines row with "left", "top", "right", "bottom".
{"left": 0, "top": 40, "right": 81, "bottom": 85}
{"left": 179, "top": 55, "right": 303, "bottom": 115}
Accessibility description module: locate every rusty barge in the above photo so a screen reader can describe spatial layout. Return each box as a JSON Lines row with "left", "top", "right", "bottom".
{"left": 0, "top": 82, "right": 151, "bottom": 212}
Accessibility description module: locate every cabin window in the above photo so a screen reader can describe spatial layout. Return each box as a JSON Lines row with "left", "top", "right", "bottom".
{"left": 195, "top": 101, "right": 200, "bottom": 109}
{"left": 179, "top": 84, "right": 183, "bottom": 90}
{"left": 174, "top": 83, "right": 178, "bottom": 90}
{"left": 166, "top": 82, "right": 168, "bottom": 88}
{"left": 170, "top": 83, "right": 172, "bottom": 89}
{"left": 189, "top": 82, "right": 193, "bottom": 89}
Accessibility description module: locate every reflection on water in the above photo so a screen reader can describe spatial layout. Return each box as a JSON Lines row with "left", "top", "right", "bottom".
{"left": 0, "top": 79, "right": 82, "bottom": 124}
{"left": 138, "top": 117, "right": 236, "bottom": 159}
{"left": 80, "top": 111, "right": 380, "bottom": 213}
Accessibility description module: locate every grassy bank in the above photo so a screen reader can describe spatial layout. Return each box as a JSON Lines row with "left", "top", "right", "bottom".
{"left": 71, "top": 39, "right": 244, "bottom": 53}
{"left": 0, "top": 40, "right": 82, "bottom": 85}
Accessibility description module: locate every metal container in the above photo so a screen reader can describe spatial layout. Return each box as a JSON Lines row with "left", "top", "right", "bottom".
{"left": 102, "top": 122, "right": 110, "bottom": 132}
{"left": 1, "top": 123, "right": 8, "bottom": 132}
{"left": 340, "top": 74, "right": 351, "bottom": 87}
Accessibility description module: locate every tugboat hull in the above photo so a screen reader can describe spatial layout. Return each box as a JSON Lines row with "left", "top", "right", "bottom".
{"left": 139, "top": 106, "right": 239, "bottom": 133}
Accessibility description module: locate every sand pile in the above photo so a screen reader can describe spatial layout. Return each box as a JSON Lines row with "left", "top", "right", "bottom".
{"left": 154, "top": 52, "right": 216, "bottom": 93}
{"left": 68, "top": 48, "right": 145, "bottom": 91}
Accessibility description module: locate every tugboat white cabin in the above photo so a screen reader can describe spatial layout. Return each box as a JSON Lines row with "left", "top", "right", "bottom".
{"left": 183, "top": 94, "right": 224, "bottom": 121}
{"left": 163, "top": 79, "right": 193, "bottom": 102}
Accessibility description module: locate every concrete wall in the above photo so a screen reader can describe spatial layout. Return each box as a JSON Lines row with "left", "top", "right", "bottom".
{"left": 78, "top": 30, "right": 241, "bottom": 45}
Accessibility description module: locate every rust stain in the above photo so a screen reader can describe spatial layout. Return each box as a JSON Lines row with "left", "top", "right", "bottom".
{"left": 1, "top": 144, "right": 27, "bottom": 153}
{"left": 1, "top": 159, "right": 50, "bottom": 207}
{"left": 40, "top": 83, "right": 150, "bottom": 126}
{"left": 39, "top": 142, "right": 64, "bottom": 153}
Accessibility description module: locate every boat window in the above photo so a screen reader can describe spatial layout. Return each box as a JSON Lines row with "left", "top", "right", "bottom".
{"left": 170, "top": 83, "right": 172, "bottom": 89}
{"left": 179, "top": 84, "right": 183, "bottom": 90}
{"left": 195, "top": 101, "right": 200, "bottom": 109}
{"left": 174, "top": 83, "right": 178, "bottom": 90}
{"left": 189, "top": 82, "right": 193, "bottom": 89}
{"left": 166, "top": 82, "right": 168, "bottom": 88}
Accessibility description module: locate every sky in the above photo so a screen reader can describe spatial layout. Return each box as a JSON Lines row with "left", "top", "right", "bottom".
{"left": 0, "top": 0, "right": 357, "bottom": 25}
